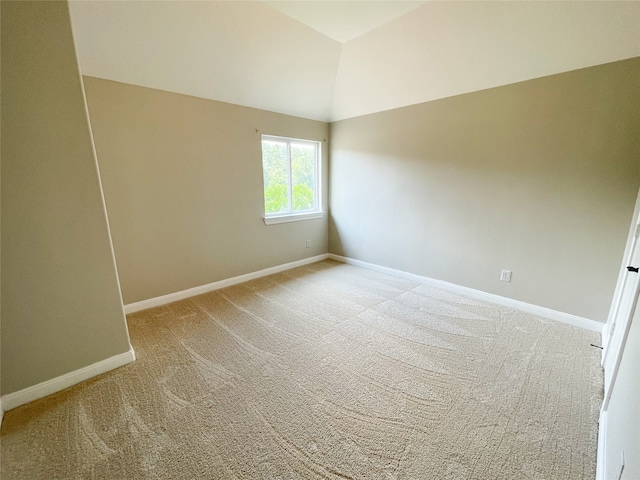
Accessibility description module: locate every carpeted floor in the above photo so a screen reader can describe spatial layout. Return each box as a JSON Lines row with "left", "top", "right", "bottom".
{"left": 1, "top": 260, "right": 603, "bottom": 479}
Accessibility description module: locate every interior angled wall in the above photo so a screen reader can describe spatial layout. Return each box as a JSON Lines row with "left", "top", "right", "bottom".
{"left": 82, "top": 77, "right": 329, "bottom": 306}
{"left": 1, "top": 1, "right": 132, "bottom": 396}
{"left": 329, "top": 58, "right": 640, "bottom": 322}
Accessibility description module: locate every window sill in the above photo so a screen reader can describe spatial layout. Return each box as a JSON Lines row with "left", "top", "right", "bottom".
{"left": 264, "top": 211, "right": 324, "bottom": 225}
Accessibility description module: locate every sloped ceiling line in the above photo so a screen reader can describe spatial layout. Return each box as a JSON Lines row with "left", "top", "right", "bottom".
{"left": 69, "top": 1, "right": 640, "bottom": 122}
{"left": 265, "top": 1, "right": 428, "bottom": 43}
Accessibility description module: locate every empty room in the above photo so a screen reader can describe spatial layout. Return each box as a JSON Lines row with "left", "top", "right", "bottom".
{"left": 1, "top": 1, "right": 639, "bottom": 479}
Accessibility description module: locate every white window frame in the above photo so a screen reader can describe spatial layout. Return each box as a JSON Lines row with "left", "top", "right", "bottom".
{"left": 261, "top": 134, "right": 323, "bottom": 225}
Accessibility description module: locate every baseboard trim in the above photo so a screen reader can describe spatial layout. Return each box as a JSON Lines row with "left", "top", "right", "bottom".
{"left": 124, "top": 254, "right": 330, "bottom": 314}
{"left": 1, "top": 349, "right": 136, "bottom": 412}
{"left": 123, "top": 252, "right": 603, "bottom": 333}
{"left": 0, "top": 398, "right": 4, "bottom": 428}
{"left": 329, "top": 254, "right": 604, "bottom": 333}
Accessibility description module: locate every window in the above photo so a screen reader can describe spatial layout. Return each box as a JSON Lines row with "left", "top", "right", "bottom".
{"left": 261, "top": 135, "right": 322, "bottom": 225}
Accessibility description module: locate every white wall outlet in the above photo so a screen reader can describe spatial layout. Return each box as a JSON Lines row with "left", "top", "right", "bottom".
{"left": 306, "top": 240, "right": 311, "bottom": 248}
{"left": 500, "top": 270, "right": 512, "bottom": 282}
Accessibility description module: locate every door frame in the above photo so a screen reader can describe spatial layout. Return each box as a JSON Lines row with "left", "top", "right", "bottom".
{"left": 602, "top": 188, "right": 640, "bottom": 409}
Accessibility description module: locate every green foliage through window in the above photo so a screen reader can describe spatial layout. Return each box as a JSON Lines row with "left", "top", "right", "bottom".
{"left": 262, "top": 136, "right": 319, "bottom": 216}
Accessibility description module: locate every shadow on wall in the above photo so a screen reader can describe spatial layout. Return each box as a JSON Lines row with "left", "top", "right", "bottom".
{"left": 327, "top": 58, "right": 640, "bottom": 321}
{"left": 328, "top": 212, "right": 345, "bottom": 257}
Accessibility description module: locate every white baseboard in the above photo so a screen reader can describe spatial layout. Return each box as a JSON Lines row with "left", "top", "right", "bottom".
{"left": 329, "top": 254, "right": 604, "bottom": 333}
{"left": 1, "top": 349, "right": 136, "bottom": 412}
{"left": 0, "top": 398, "right": 3, "bottom": 428}
{"left": 125, "top": 252, "right": 604, "bottom": 333}
{"left": 125, "top": 254, "right": 330, "bottom": 314}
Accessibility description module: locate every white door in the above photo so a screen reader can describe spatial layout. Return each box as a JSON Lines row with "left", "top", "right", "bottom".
{"left": 602, "top": 211, "right": 640, "bottom": 409}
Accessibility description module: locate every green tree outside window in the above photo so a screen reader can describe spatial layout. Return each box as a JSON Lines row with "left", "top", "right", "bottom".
{"left": 262, "top": 136, "right": 319, "bottom": 216}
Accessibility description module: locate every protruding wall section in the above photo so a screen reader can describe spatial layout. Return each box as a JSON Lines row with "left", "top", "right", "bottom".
{"left": 1, "top": 1, "right": 133, "bottom": 400}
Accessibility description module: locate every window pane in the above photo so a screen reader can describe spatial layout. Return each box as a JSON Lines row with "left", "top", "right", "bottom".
{"left": 291, "top": 143, "right": 316, "bottom": 212}
{"left": 262, "top": 140, "right": 289, "bottom": 214}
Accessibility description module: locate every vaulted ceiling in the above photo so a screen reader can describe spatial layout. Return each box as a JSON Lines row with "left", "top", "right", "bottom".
{"left": 265, "top": 1, "right": 427, "bottom": 43}
{"left": 69, "top": 1, "right": 640, "bottom": 122}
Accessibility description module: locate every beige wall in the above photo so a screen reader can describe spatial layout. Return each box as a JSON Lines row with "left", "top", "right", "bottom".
{"left": 1, "top": 2, "right": 132, "bottom": 395}
{"left": 329, "top": 58, "right": 640, "bottom": 321}
{"left": 82, "top": 77, "right": 329, "bottom": 305}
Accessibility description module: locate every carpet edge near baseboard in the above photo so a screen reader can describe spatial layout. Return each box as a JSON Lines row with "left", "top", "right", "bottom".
{"left": 1, "top": 348, "right": 136, "bottom": 412}
{"left": 124, "top": 254, "right": 331, "bottom": 315}
{"left": 124, "top": 252, "right": 604, "bottom": 334}
{"left": 328, "top": 254, "right": 604, "bottom": 335}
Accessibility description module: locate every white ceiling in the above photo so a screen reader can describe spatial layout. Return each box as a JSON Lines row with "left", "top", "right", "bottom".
{"left": 331, "top": 1, "right": 640, "bottom": 120}
{"left": 265, "top": 1, "right": 427, "bottom": 43}
{"left": 70, "top": 1, "right": 342, "bottom": 121}
{"left": 69, "top": 1, "right": 640, "bottom": 122}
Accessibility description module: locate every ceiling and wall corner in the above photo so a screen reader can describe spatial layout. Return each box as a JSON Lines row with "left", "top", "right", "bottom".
{"left": 69, "top": 1, "right": 640, "bottom": 123}
{"left": 330, "top": 1, "right": 640, "bottom": 120}
{"left": 68, "top": 1, "right": 342, "bottom": 121}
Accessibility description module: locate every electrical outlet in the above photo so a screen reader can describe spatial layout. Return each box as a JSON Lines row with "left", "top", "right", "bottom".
{"left": 500, "top": 270, "right": 512, "bottom": 282}
{"left": 306, "top": 240, "right": 311, "bottom": 248}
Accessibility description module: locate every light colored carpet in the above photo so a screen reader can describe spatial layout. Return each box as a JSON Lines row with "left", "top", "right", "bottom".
{"left": 1, "top": 260, "right": 603, "bottom": 479}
